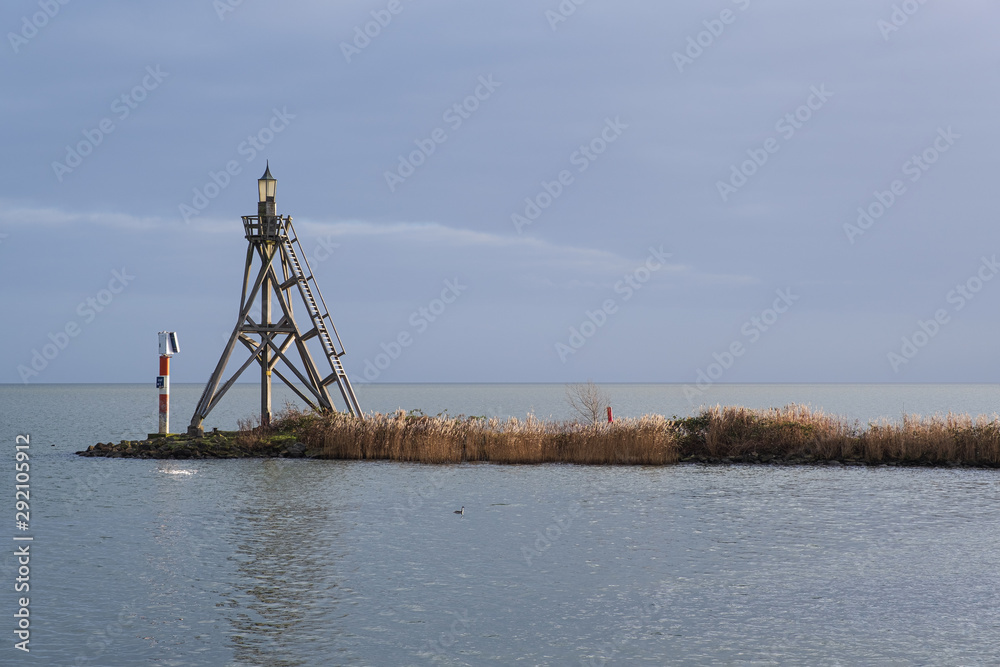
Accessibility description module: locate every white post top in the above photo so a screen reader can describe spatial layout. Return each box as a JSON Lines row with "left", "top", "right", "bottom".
{"left": 158, "top": 331, "right": 180, "bottom": 356}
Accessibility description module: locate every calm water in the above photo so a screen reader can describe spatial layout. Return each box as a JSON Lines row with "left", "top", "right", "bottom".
{"left": 2, "top": 384, "right": 1000, "bottom": 665}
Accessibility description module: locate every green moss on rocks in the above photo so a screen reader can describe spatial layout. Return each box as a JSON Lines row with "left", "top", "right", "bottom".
{"left": 77, "top": 429, "right": 311, "bottom": 460}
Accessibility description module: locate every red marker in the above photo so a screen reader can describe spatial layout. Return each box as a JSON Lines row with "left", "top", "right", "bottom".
{"left": 157, "top": 332, "right": 179, "bottom": 434}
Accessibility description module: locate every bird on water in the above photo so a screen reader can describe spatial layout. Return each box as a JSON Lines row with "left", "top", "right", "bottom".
{"left": 454, "top": 507, "right": 465, "bottom": 515}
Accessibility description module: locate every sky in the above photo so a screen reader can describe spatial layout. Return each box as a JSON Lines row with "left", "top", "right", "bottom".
{"left": 2, "top": 0, "right": 1000, "bottom": 390}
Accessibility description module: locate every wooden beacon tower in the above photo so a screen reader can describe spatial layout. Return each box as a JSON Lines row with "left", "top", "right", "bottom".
{"left": 187, "top": 164, "right": 362, "bottom": 436}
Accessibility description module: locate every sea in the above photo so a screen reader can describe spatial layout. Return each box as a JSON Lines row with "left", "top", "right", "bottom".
{"left": 2, "top": 383, "right": 1000, "bottom": 666}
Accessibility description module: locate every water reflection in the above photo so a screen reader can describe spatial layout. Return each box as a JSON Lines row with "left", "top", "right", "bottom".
{"left": 223, "top": 460, "right": 350, "bottom": 666}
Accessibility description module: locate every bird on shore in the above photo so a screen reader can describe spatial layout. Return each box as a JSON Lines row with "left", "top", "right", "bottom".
{"left": 454, "top": 506, "right": 465, "bottom": 515}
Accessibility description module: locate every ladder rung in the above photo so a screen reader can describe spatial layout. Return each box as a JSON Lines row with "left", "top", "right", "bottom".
{"left": 321, "top": 372, "right": 345, "bottom": 386}
{"left": 279, "top": 229, "right": 349, "bottom": 381}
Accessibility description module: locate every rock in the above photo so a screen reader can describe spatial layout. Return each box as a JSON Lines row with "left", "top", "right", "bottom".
{"left": 286, "top": 442, "right": 307, "bottom": 458}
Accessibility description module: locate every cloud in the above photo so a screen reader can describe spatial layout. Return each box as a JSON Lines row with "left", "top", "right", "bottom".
{"left": 0, "top": 197, "right": 753, "bottom": 293}
{"left": 270, "top": 217, "right": 757, "bottom": 289}
{"left": 0, "top": 201, "right": 162, "bottom": 231}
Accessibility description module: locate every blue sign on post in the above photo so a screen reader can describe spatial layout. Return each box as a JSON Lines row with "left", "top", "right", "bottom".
{"left": 156, "top": 376, "right": 164, "bottom": 389}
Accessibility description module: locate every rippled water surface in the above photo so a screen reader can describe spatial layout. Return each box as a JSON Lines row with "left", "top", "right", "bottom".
{"left": 3, "top": 384, "right": 1000, "bottom": 665}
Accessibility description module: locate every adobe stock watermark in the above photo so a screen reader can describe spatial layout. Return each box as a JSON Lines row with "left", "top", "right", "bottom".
{"left": 213, "top": 0, "right": 244, "bottom": 21}
{"left": 423, "top": 609, "right": 474, "bottom": 661}
{"left": 672, "top": 0, "right": 752, "bottom": 73}
{"left": 716, "top": 84, "right": 833, "bottom": 202}
{"left": 384, "top": 75, "right": 502, "bottom": 192}
{"left": 843, "top": 126, "right": 959, "bottom": 244}
{"left": 65, "top": 459, "right": 115, "bottom": 517}
{"left": 221, "top": 236, "right": 339, "bottom": 342}
{"left": 521, "top": 478, "right": 609, "bottom": 566}
{"left": 179, "top": 107, "right": 296, "bottom": 223}
{"left": 545, "top": 0, "right": 589, "bottom": 31}
{"left": 302, "top": 235, "right": 340, "bottom": 268}
{"left": 341, "top": 0, "right": 408, "bottom": 63}
{"left": 511, "top": 117, "right": 628, "bottom": 234}
{"left": 878, "top": 0, "right": 931, "bottom": 41}
{"left": 355, "top": 278, "right": 468, "bottom": 383}
{"left": 555, "top": 246, "right": 670, "bottom": 363}
{"left": 16, "top": 268, "right": 135, "bottom": 383}
{"left": 8, "top": 0, "right": 71, "bottom": 54}
{"left": 684, "top": 288, "right": 799, "bottom": 404}
{"left": 72, "top": 598, "right": 140, "bottom": 667}
{"left": 52, "top": 66, "right": 169, "bottom": 182}
{"left": 579, "top": 584, "right": 673, "bottom": 667}
{"left": 887, "top": 254, "right": 998, "bottom": 373}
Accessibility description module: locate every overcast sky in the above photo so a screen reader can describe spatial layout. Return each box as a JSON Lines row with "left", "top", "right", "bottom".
{"left": 2, "top": 0, "right": 999, "bottom": 389}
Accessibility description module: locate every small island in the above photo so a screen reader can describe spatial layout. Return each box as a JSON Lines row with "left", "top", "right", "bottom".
{"left": 78, "top": 404, "right": 1000, "bottom": 468}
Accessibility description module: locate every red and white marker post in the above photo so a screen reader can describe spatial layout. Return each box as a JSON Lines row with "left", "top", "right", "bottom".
{"left": 157, "top": 332, "right": 180, "bottom": 434}
{"left": 607, "top": 406, "right": 613, "bottom": 423}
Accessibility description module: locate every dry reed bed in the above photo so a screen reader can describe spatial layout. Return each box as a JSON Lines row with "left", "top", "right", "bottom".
{"left": 692, "top": 405, "right": 1000, "bottom": 466}
{"left": 287, "top": 410, "right": 678, "bottom": 465}
{"left": 268, "top": 405, "right": 1000, "bottom": 467}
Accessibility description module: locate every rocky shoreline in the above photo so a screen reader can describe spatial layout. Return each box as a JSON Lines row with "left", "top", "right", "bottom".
{"left": 76, "top": 431, "right": 312, "bottom": 460}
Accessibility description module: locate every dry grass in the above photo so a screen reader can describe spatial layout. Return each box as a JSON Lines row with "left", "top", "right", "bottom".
{"left": 264, "top": 404, "right": 1000, "bottom": 467}
{"left": 234, "top": 414, "right": 273, "bottom": 449}
{"left": 689, "top": 404, "right": 856, "bottom": 461}
{"left": 680, "top": 405, "right": 1000, "bottom": 466}
{"left": 859, "top": 413, "right": 1000, "bottom": 466}
{"left": 279, "top": 409, "right": 678, "bottom": 465}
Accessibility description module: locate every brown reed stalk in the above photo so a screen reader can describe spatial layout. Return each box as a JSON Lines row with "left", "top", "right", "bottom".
{"left": 234, "top": 414, "right": 272, "bottom": 449}
{"left": 268, "top": 404, "right": 1000, "bottom": 467}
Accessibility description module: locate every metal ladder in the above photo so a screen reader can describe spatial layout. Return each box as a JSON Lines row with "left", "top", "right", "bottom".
{"left": 280, "top": 218, "right": 363, "bottom": 417}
